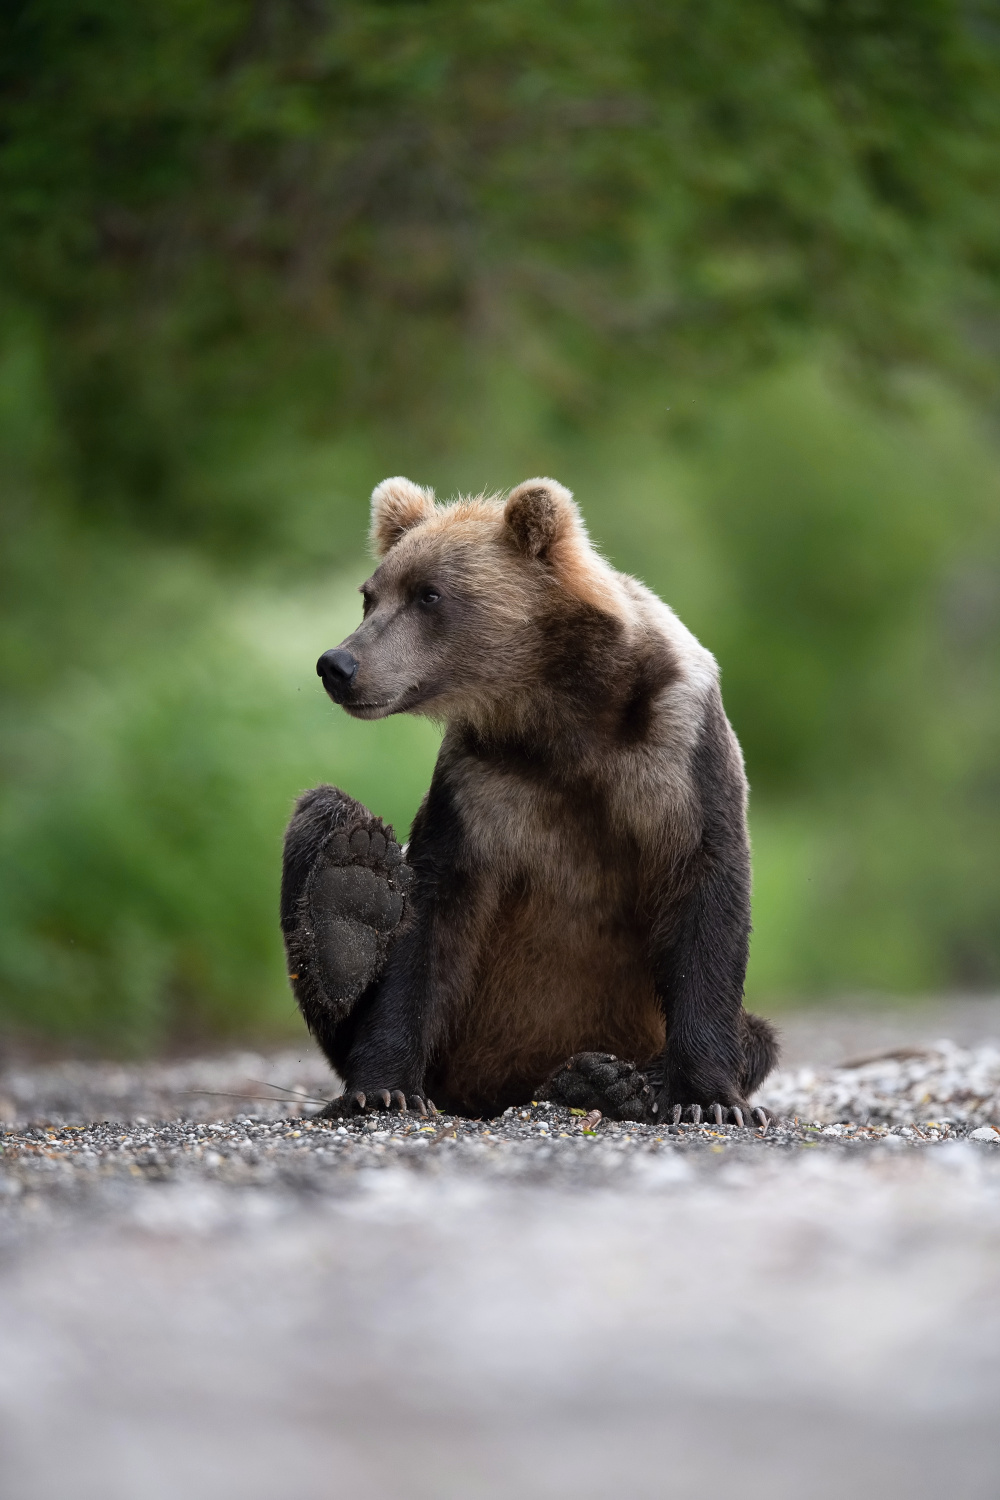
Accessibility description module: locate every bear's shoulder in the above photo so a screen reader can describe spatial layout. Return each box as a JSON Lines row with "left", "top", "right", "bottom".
{"left": 616, "top": 572, "right": 718, "bottom": 697}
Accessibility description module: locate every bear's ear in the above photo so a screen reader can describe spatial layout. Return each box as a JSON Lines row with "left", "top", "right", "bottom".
{"left": 503, "top": 478, "right": 579, "bottom": 560}
{"left": 370, "top": 477, "right": 436, "bottom": 556}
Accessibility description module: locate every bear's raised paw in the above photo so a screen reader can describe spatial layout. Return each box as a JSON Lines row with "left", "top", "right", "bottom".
{"left": 282, "top": 785, "right": 412, "bottom": 1027}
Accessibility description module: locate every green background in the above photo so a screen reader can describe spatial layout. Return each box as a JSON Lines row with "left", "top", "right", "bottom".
{"left": 2, "top": 0, "right": 1000, "bottom": 1051}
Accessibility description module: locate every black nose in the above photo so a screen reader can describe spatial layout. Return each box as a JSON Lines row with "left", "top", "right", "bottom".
{"left": 317, "top": 647, "right": 359, "bottom": 697}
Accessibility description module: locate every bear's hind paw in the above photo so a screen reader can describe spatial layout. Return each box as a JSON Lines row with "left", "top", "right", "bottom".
{"left": 284, "top": 792, "right": 413, "bottom": 1025}
{"left": 542, "top": 1052, "right": 656, "bottom": 1123}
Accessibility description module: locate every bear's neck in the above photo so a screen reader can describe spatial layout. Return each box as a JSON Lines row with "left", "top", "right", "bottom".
{"left": 453, "top": 626, "right": 679, "bottom": 765}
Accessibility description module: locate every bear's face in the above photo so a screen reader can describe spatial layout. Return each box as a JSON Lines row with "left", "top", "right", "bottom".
{"left": 316, "top": 477, "right": 626, "bottom": 725}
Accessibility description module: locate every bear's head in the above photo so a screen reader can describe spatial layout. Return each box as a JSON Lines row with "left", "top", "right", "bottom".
{"left": 316, "top": 476, "right": 634, "bottom": 730}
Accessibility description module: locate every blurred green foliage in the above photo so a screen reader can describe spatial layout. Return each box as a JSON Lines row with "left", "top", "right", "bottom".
{"left": 1, "top": 1, "right": 999, "bottom": 1049}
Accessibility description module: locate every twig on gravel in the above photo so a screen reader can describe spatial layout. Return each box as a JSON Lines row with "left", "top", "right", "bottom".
{"left": 179, "top": 1087, "right": 331, "bottom": 1108}
{"left": 839, "top": 1046, "right": 933, "bottom": 1069}
{"left": 247, "top": 1080, "right": 333, "bottom": 1106}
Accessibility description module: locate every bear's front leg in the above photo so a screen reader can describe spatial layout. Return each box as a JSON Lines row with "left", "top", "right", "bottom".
{"left": 322, "top": 773, "right": 494, "bottom": 1118}
{"left": 651, "top": 851, "right": 777, "bottom": 1127}
{"left": 281, "top": 785, "right": 420, "bottom": 1095}
{"left": 317, "top": 913, "right": 439, "bottom": 1118}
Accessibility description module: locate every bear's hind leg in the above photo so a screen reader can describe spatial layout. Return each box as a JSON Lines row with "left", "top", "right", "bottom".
{"left": 740, "top": 1011, "right": 780, "bottom": 1097}
{"left": 281, "top": 785, "right": 412, "bottom": 1088}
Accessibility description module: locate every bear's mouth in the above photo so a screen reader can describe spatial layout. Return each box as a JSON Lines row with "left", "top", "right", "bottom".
{"left": 340, "top": 679, "right": 435, "bottom": 719}
{"left": 341, "top": 699, "right": 395, "bottom": 719}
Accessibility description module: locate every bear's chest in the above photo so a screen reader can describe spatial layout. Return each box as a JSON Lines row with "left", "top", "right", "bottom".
{"left": 449, "top": 753, "right": 634, "bottom": 907}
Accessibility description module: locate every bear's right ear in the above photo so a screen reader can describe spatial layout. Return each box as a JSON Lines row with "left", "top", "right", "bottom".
{"left": 370, "top": 477, "right": 436, "bottom": 556}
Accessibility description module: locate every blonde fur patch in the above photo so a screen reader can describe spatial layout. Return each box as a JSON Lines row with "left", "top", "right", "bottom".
{"left": 370, "top": 477, "right": 436, "bottom": 556}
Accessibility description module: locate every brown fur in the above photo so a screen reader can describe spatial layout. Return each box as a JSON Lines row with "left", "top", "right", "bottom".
{"left": 303, "top": 476, "right": 776, "bottom": 1116}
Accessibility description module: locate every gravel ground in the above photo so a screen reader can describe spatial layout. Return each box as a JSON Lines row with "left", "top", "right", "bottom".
{"left": 2, "top": 999, "right": 1000, "bottom": 1499}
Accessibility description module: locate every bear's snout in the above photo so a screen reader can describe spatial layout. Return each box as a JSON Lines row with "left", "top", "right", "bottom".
{"left": 317, "top": 647, "right": 359, "bottom": 701}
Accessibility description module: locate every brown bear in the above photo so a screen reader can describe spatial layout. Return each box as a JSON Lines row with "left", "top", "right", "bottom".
{"left": 280, "top": 476, "right": 778, "bottom": 1124}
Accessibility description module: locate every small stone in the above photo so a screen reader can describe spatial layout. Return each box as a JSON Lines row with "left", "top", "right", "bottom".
{"left": 968, "top": 1126, "right": 1000, "bottom": 1143}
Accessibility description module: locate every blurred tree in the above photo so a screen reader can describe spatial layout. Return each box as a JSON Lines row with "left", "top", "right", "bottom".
{"left": 1, "top": 0, "right": 999, "bottom": 545}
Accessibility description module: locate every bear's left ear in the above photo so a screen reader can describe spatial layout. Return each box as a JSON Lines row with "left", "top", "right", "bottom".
{"left": 370, "top": 477, "right": 436, "bottom": 556}
{"left": 503, "top": 478, "right": 579, "bottom": 560}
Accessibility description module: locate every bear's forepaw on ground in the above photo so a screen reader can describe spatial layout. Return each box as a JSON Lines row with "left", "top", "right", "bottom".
{"left": 316, "top": 1088, "right": 437, "bottom": 1119}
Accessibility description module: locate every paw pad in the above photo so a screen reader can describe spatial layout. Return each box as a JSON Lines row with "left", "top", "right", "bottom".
{"left": 543, "top": 1052, "right": 655, "bottom": 1123}
{"left": 282, "top": 788, "right": 412, "bottom": 1025}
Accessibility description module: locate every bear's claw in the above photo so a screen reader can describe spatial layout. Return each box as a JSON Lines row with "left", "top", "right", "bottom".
{"left": 669, "top": 1101, "right": 771, "bottom": 1129}
{"left": 317, "top": 1089, "right": 437, "bottom": 1119}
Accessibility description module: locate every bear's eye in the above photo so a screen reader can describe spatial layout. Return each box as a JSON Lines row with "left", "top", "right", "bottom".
{"left": 418, "top": 586, "right": 441, "bottom": 607}
{"left": 360, "top": 587, "right": 374, "bottom": 617}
